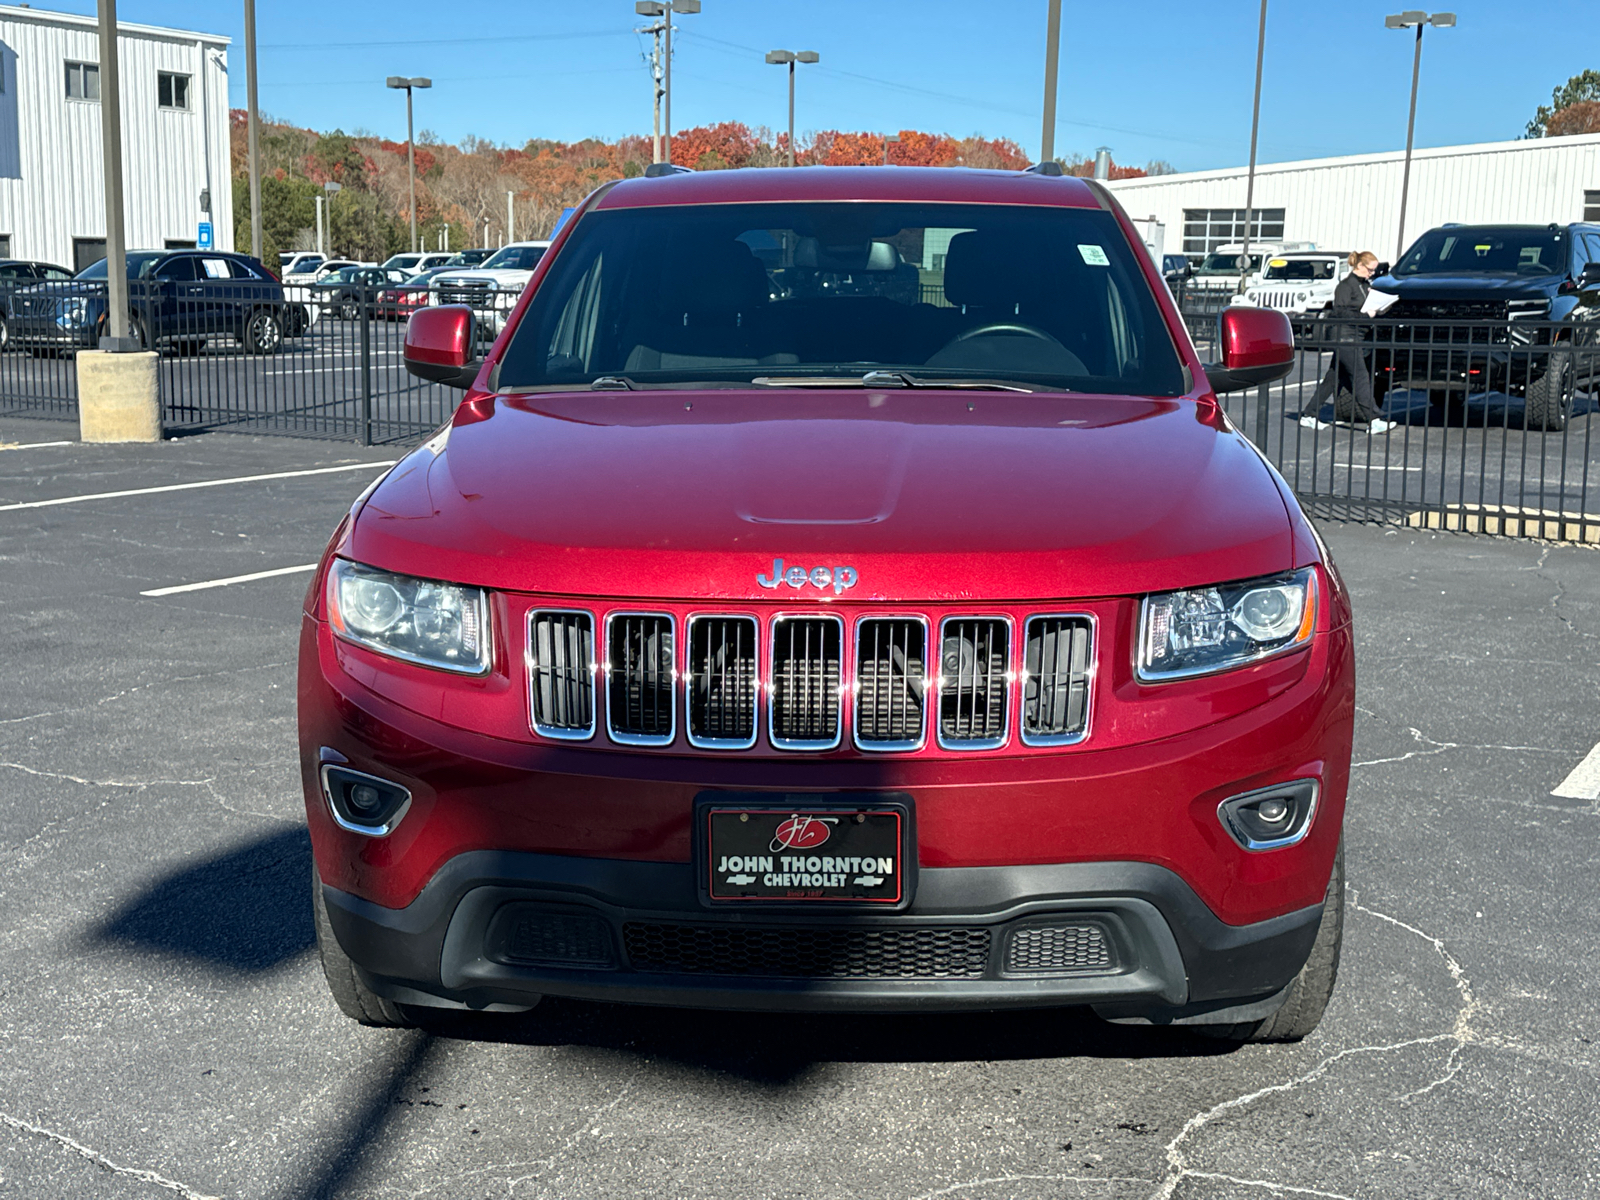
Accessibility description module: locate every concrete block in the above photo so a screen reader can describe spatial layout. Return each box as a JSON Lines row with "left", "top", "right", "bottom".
{"left": 77, "top": 350, "right": 161, "bottom": 443}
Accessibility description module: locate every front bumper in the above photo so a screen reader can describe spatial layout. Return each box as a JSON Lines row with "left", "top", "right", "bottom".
{"left": 10, "top": 317, "right": 97, "bottom": 348}
{"left": 321, "top": 851, "right": 1325, "bottom": 1017}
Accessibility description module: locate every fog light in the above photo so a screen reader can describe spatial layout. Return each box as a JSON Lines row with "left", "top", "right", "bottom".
{"left": 321, "top": 765, "right": 412, "bottom": 837}
{"left": 1217, "top": 780, "right": 1318, "bottom": 851}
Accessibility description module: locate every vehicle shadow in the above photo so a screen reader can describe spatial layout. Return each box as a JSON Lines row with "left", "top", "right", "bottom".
{"left": 94, "top": 826, "right": 315, "bottom": 973}
{"left": 406, "top": 994, "right": 1239, "bottom": 1084}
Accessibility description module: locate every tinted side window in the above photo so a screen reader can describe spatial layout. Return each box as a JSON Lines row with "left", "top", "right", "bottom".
{"left": 160, "top": 257, "right": 199, "bottom": 281}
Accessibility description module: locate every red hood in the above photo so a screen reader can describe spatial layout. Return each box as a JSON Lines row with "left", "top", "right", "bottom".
{"left": 348, "top": 390, "right": 1294, "bottom": 603}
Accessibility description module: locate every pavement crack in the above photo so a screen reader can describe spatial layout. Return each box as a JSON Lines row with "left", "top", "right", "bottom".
{"left": 0, "top": 760, "right": 216, "bottom": 791}
{"left": 504, "top": 1076, "right": 638, "bottom": 1196}
{"left": 908, "top": 1173, "right": 1153, "bottom": 1198}
{"left": 1352, "top": 724, "right": 1576, "bottom": 769}
{"left": 0, "top": 1109, "right": 222, "bottom": 1199}
{"left": 1177, "top": 1173, "right": 1357, "bottom": 1198}
{"left": 1150, "top": 892, "right": 1479, "bottom": 1200}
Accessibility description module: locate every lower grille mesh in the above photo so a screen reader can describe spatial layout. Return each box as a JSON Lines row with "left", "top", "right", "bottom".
{"left": 1004, "top": 923, "right": 1114, "bottom": 974}
{"left": 497, "top": 909, "right": 616, "bottom": 968}
{"left": 623, "top": 922, "right": 991, "bottom": 979}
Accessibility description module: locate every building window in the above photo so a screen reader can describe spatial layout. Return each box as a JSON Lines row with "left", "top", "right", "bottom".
{"left": 1181, "top": 208, "right": 1286, "bottom": 258}
{"left": 1584, "top": 190, "right": 1600, "bottom": 223}
{"left": 158, "top": 71, "right": 190, "bottom": 110}
{"left": 65, "top": 61, "right": 100, "bottom": 101}
{"left": 0, "top": 235, "right": 10, "bottom": 257}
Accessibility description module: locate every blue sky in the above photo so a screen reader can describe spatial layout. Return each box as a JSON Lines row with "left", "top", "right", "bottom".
{"left": 76, "top": 1, "right": 1599, "bottom": 170}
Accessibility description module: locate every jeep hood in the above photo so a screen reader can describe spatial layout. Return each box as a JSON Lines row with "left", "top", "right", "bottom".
{"left": 349, "top": 390, "right": 1297, "bottom": 603}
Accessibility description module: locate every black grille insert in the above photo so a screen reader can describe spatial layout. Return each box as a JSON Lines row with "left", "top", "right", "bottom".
{"left": 1022, "top": 616, "right": 1093, "bottom": 743}
{"left": 607, "top": 614, "right": 675, "bottom": 744}
{"left": 939, "top": 618, "right": 1009, "bottom": 747}
{"left": 770, "top": 616, "right": 842, "bottom": 747}
{"left": 1003, "top": 922, "right": 1115, "bottom": 975}
{"left": 528, "top": 610, "right": 595, "bottom": 737}
{"left": 623, "top": 922, "right": 991, "bottom": 979}
{"left": 492, "top": 906, "right": 616, "bottom": 969}
{"left": 686, "top": 616, "right": 758, "bottom": 747}
{"left": 855, "top": 618, "right": 927, "bottom": 749}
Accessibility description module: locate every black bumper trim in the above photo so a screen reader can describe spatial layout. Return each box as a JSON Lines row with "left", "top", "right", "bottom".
{"left": 321, "top": 851, "right": 1324, "bottom": 1016}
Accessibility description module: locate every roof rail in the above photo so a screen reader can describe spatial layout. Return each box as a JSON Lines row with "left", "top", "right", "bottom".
{"left": 1024, "top": 161, "right": 1065, "bottom": 177}
{"left": 643, "top": 162, "right": 695, "bottom": 178}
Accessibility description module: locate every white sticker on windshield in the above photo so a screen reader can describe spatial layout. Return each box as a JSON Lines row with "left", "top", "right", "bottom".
{"left": 1078, "top": 244, "right": 1110, "bottom": 266}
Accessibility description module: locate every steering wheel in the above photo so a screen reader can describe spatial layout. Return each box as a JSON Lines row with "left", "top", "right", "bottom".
{"left": 946, "top": 322, "right": 1067, "bottom": 349}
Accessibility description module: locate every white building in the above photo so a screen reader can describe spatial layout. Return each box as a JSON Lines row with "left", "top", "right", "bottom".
{"left": 0, "top": 4, "right": 232, "bottom": 273}
{"left": 1107, "top": 133, "right": 1600, "bottom": 264}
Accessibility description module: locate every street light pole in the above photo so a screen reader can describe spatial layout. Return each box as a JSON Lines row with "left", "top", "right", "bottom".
{"left": 1040, "top": 0, "right": 1061, "bottom": 164}
{"left": 1386, "top": 11, "right": 1455, "bottom": 262}
{"left": 1238, "top": 0, "right": 1268, "bottom": 296}
{"left": 95, "top": 0, "right": 132, "bottom": 349}
{"left": 765, "top": 49, "right": 818, "bottom": 167}
{"left": 244, "top": 0, "right": 262, "bottom": 263}
{"left": 661, "top": 0, "right": 699, "bottom": 163}
{"left": 387, "top": 76, "right": 432, "bottom": 254}
{"left": 316, "top": 180, "right": 341, "bottom": 257}
{"left": 507, "top": 191, "right": 515, "bottom": 243}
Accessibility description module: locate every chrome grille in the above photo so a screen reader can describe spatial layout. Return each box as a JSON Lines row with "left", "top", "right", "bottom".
{"left": 1022, "top": 616, "right": 1093, "bottom": 745}
{"left": 854, "top": 618, "right": 927, "bottom": 750}
{"left": 938, "top": 618, "right": 1010, "bottom": 749}
{"left": 527, "top": 610, "right": 595, "bottom": 738}
{"left": 439, "top": 279, "right": 492, "bottom": 308}
{"left": 606, "top": 614, "right": 675, "bottom": 745}
{"left": 769, "top": 616, "right": 842, "bottom": 750}
{"left": 686, "top": 616, "right": 758, "bottom": 749}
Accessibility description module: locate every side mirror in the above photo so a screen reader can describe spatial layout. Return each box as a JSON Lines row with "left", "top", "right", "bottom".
{"left": 1203, "top": 306, "right": 1294, "bottom": 394}
{"left": 1581, "top": 262, "right": 1600, "bottom": 287}
{"left": 404, "top": 305, "right": 480, "bottom": 389}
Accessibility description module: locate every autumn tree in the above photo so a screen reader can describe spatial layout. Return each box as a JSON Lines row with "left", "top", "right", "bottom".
{"left": 1526, "top": 69, "right": 1600, "bottom": 137}
{"left": 1545, "top": 100, "right": 1600, "bottom": 137}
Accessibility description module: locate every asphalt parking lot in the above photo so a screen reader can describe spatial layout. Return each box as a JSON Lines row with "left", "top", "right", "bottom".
{"left": 2, "top": 413, "right": 1598, "bottom": 1200}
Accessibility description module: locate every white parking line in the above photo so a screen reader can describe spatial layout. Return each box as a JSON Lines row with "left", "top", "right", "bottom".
{"left": 0, "top": 440, "right": 74, "bottom": 451}
{"left": 0, "top": 460, "right": 395, "bottom": 513}
{"left": 1552, "top": 741, "right": 1600, "bottom": 800}
{"left": 141, "top": 563, "right": 318, "bottom": 597}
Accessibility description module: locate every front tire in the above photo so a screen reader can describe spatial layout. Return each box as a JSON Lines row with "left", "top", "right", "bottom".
{"left": 1525, "top": 354, "right": 1573, "bottom": 432}
{"left": 311, "top": 866, "right": 413, "bottom": 1028}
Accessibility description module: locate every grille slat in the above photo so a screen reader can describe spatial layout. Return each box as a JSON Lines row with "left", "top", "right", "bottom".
{"left": 687, "top": 616, "right": 758, "bottom": 748}
{"left": 1022, "top": 616, "right": 1093, "bottom": 744}
{"left": 939, "top": 618, "right": 1009, "bottom": 748}
{"left": 607, "top": 614, "right": 675, "bottom": 744}
{"left": 770, "top": 617, "right": 842, "bottom": 748}
{"left": 528, "top": 610, "right": 595, "bottom": 738}
{"left": 624, "top": 922, "right": 990, "bottom": 979}
{"left": 854, "top": 618, "right": 927, "bottom": 750}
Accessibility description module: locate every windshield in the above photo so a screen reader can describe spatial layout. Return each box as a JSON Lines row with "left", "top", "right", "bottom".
{"left": 1395, "top": 228, "right": 1568, "bottom": 276}
{"left": 1264, "top": 258, "right": 1336, "bottom": 281}
{"left": 77, "top": 252, "right": 167, "bottom": 280}
{"left": 496, "top": 202, "right": 1184, "bottom": 396}
{"left": 482, "top": 245, "right": 547, "bottom": 271}
{"left": 1197, "top": 252, "right": 1261, "bottom": 275}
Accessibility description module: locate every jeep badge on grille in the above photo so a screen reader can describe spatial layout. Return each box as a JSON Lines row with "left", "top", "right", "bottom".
{"left": 756, "top": 558, "right": 858, "bottom": 596}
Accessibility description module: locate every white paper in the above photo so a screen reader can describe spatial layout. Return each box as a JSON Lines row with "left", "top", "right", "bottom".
{"left": 1361, "top": 289, "right": 1399, "bottom": 316}
{"left": 1077, "top": 244, "right": 1110, "bottom": 266}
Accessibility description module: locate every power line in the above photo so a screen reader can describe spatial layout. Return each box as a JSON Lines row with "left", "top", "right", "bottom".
{"left": 260, "top": 28, "right": 628, "bottom": 50}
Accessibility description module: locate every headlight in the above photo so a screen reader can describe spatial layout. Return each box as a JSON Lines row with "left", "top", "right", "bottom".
{"left": 1138, "top": 568, "right": 1317, "bottom": 682}
{"left": 326, "top": 559, "right": 490, "bottom": 674}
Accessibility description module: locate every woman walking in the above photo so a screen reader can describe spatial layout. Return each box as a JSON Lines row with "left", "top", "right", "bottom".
{"left": 1301, "top": 250, "right": 1393, "bottom": 434}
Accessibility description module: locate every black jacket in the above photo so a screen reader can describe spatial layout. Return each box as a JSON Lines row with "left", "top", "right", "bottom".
{"left": 1329, "top": 271, "right": 1369, "bottom": 319}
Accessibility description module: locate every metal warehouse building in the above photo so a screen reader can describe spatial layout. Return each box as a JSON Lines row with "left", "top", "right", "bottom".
{"left": 0, "top": 4, "right": 231, "bottom": 273}
{"left": 1106, "top": 132, "right": 1600, "bottom": 263}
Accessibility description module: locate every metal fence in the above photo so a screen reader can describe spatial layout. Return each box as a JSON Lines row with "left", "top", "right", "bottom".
{"left": 2, "top": 277, "right": 1595, "bottom": 542}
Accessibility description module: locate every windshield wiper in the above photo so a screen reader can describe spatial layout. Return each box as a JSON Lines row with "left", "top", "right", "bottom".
{"left": 750, "top": 371, "right": 1038, "bottom": 393}
{"left": 589, "top": 375, "right": 637, "bottom": 390}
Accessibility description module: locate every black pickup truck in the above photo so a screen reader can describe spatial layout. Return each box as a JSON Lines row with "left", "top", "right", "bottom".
{"left": 1368, "top": 223, "right": 1600, "bottom": 430}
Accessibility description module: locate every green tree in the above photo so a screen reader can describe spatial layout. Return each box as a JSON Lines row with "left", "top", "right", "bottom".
{"left": 1526, "top": 69, "right": 1600, "bottom": 137}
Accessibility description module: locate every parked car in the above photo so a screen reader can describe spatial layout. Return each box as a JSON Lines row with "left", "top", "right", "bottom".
{"left": 305, "top": 166, "right": 1350, "bottom": 1045}
{"left": 1162, "top": 253, "right": 1191, "bottom": 286}
{"left": 1187, "top": 241, "right": 1317, "bottom": 296}
{"left": 1370, "top": 222, "right": 1600, "bottom": 429}
{"left": 379, "top": 252, "right": 454, "bottom": 277}
{"left": 10, "top": 250, "right": 287, "bottom": 355}
{"left": 312, "top": 266, "right": 409, "bottom": 320}
{"left": 0, "top": 259, "right": 75, "bottom": 350}
{"left": 426, "top": 240, "right": 551, "bottom": 337}
{"left": 1235, "top": 251, "right": 1350, "bottom": 318}
{"left": 280, "top": 251, "right": 325, "bottom": 279}
{"left": 311, "top": 259, "right": 362, "bottom": 280}
{"left": 442, "top": 248, "right": 494, "bottom": 268}
{"left": 374, "top": 267, "right": 450, "bottom": 321}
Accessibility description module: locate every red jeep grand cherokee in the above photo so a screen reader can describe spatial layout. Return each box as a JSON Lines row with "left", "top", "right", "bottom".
{"left": 301, "top": 166, "right": 1353, "bottom": 1042}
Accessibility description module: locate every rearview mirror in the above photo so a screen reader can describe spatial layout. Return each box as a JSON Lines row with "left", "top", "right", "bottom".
{"left": 404, "top": 305, "right": 480, "bottom": 389}
{"left": 1203, "top": 306, "right": 1294, "bottom": 394}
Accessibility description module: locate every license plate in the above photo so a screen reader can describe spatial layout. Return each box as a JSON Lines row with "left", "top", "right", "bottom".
{"left": 702, "top": 801, "right": 907, "bottom": 904}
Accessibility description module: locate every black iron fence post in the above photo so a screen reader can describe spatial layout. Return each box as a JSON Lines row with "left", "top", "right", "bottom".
{"left": 358, "top": 285, "right": 373, "bottom": 446}
{"left": 1253, "top": 382, "right": 1270, "bottom": 451}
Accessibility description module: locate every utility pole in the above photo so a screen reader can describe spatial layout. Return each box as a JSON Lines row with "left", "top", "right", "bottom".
{"left": 1237, "top": 0, "right": 1268, "bottom": 295}
{"left": 506, "top": 191, "right": 515, "bottom": 243}
{"left": 635, "top": 8, "right": 666, "bottom": 163}
{"left": 96, "top": 0, "right": 132, "bottom": 349}
{"left": 244, "top": 0, "right": 262, "bottom": 262}
{"left": 1040, "top": 0, "right": 1061, "bottom": 164}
